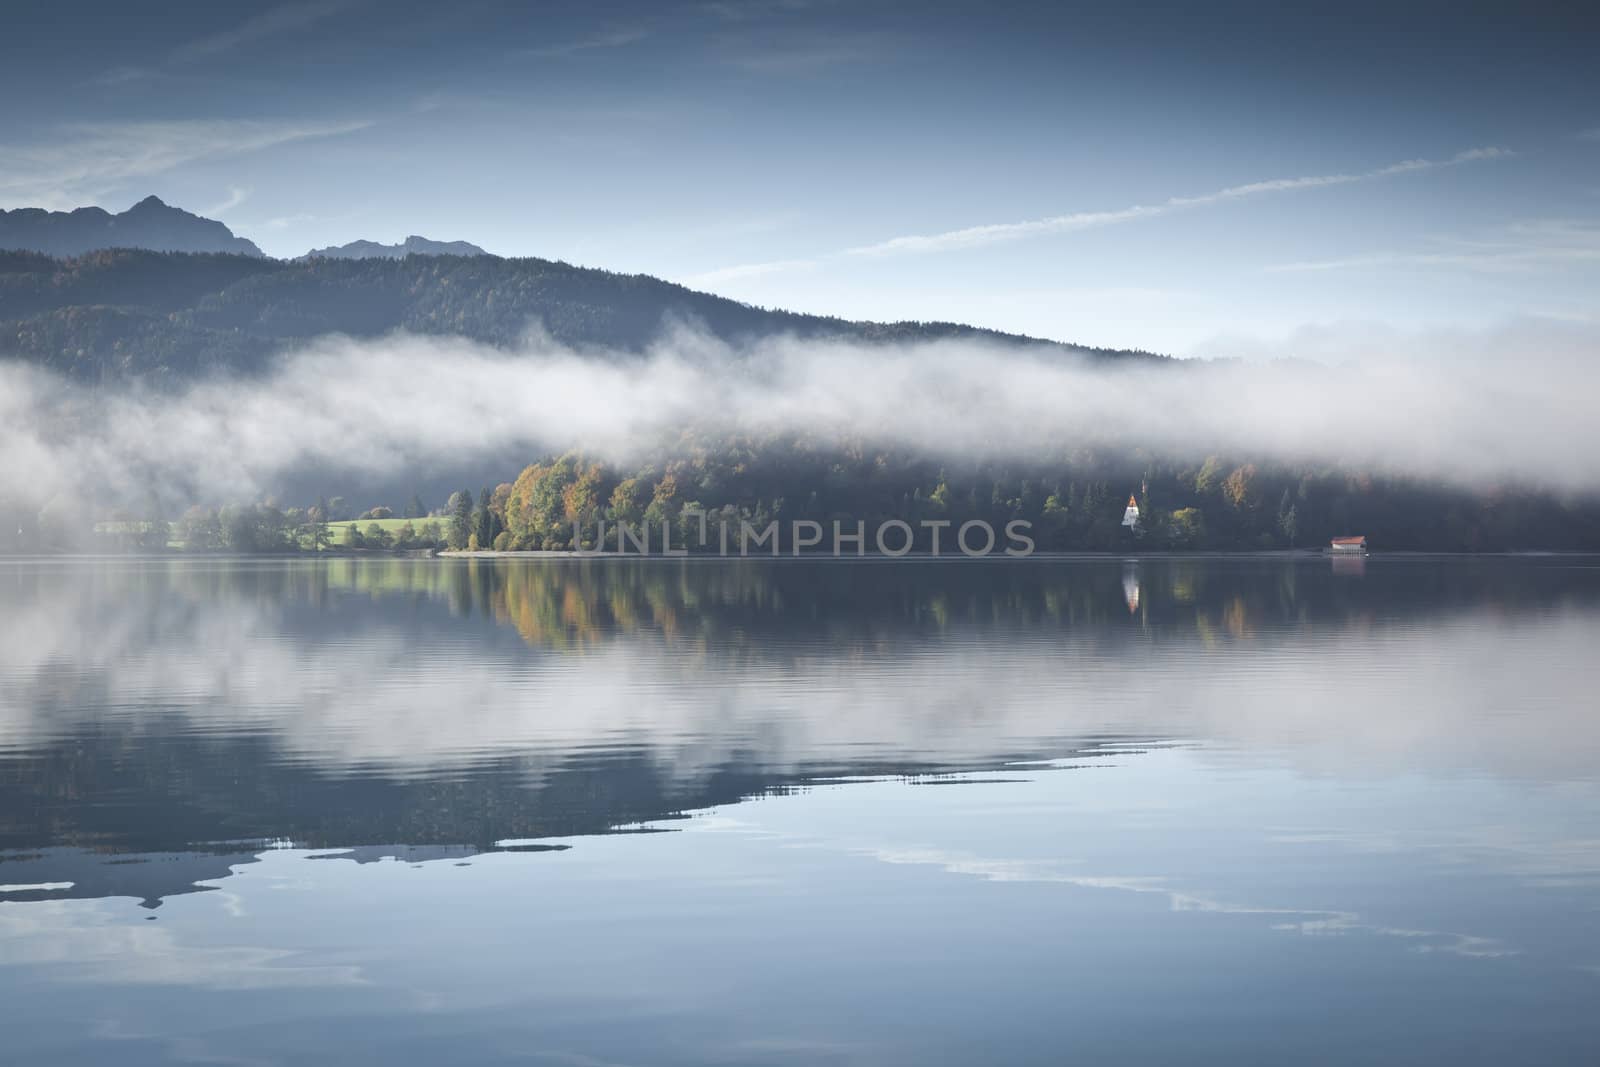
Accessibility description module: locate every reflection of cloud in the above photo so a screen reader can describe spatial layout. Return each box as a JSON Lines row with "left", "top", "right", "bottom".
{"left": 0, "top": 898, "right": 365, "bottom": 990}
{"left": 3, "top": 565, "right": 1600, "bottom": 784}
{"left": 91, "top": 1017, "right": 283, "bottom": 1067}
{"left": 1269, "top": 825, "right": 1600, "bottom": 893}
{"left": 0, "top": 881, "right": 74, "bottom": 892}
{"left": 0, "top": 578, "right": 1092, "bottom": 780}
{"left": 859, "top": 845, "right": 1517, "bottom": 959}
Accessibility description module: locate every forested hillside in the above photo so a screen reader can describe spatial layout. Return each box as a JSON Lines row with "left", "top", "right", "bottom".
{"left": 2, "top": 247, "right": 1596, "bottom": 554}
{"left": 0, "top": 248, "right": 1157, "bottom": 383}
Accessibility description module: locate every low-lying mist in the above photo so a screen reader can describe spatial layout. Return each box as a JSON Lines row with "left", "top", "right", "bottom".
{"left": 2, "top": 319, "right": 1597, "bottom": 512}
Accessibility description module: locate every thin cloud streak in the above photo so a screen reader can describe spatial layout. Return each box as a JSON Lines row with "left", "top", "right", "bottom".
{"left": 699, "top": 0, "right": 831, "bottom": 22}
{"left": 172, "top": 0, "right": 357, "bottom": 62}
{"left": 90, "top": 0, "right": 358, "bottom": 85}
{"left": 1269, "top": 218, "right": 1600, "bottom": 274}
{"left": 688, "top": 147, "right": 1512, "bottom": 286}
{"left": 206, "top": 185, "right": 253, "bottom": 218}
{"left": 526, "top": 25, "right": 651, "bottom": 58}
{"left": 0, "top": 119, "right": 372, "bottom": 210}
{"left": 719, "top": 31, "right": 892, "bottom": 74}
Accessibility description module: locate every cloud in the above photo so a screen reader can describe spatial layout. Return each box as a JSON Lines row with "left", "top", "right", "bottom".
{"left": 264, "top": 212, "right": 319, "bottom": 230}
{"left": 170, "top": 0, "right": 358, "bottom": 63}
{"left": 1268, "top": 218, "right": 1600, "bottom": 274}
{"left": 2, "top": 317, "right": 1599, "bottom": 515}
{"left": 90, "top": 66, "right": 155, "bottom": 87}
{"left": 688, "top": 146, "right": 1513, "bottom": 284}
{"left": 689, "top": 256, "right": 821, "bottom": 285}
{"left": 699, "top": 0, "right": 827, "bottom": 21}
{"left": 526, "top": 24, "right": 652, "bottom": 58}
{"left": 719, "top": 32, "right": 890, "bottom": 74}
{"left": 88, "top": 1, "right": 358, "bottom": 86}
{"left": 0, "top": 119, "right": 371, "bottom": 210}
{"left": 206, "top": 185, "right": 253, "bottom": 218}
{"left": 846, "top": 148, "right": 1512, "bottom": 257}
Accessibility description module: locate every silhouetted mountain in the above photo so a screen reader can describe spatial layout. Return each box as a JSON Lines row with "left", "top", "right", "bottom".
{"left": 0, "top": 195, "right": 263, "bottom": 258}
{"left": 303, "top": 234, "right": 491, "bottom": 259}
{"left": 0, "top": 246, "right": 1161, "bottom": 384}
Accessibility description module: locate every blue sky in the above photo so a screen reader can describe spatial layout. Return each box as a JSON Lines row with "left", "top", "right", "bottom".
{"left": 1, "top": 0, "right": 1596, "bottom": 353}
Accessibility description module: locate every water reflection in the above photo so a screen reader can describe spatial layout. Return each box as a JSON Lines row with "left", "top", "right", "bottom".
{"left": 2, "top": 557, "right": 1599, "bottom": 1063}
{"left": 2, "top": 558, "right": 1598, "bottom": 854}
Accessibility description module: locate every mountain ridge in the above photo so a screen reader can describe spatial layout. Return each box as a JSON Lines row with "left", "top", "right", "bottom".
{"left": 0, "top": 196, "right": 264, "bottom": 258}
{"left": 0, "top": 197, "right": 1161, "bottom": 381}
{"left": 0, "top": 246, "right": 1164, "bottom": 385}
{"left": 302, "top": 235, "right": 492, "bottom": 260}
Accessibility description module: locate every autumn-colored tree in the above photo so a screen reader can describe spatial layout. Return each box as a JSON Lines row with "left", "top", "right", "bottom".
{"left": 1223, "top": 464, "right": 1260, "bottom": 509}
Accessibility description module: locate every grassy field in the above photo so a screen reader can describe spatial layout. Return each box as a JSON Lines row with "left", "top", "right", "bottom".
{"left": 321, "top": 515, "right": 449, "bottom": 549}
{"left": 92, "top": 516, "right": 450, "bottom": 552}
{"left": 330, "top": 516, "right": 447, "bottom": 536}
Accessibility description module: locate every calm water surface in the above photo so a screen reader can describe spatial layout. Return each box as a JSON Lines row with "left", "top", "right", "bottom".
{"left": 2, "top": 556, "right": 1598, "bottom": 1064}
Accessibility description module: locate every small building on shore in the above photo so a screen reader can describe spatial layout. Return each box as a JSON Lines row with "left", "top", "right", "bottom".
{"left": 1330, "top": 535, "right": 1368, "bottom": 553}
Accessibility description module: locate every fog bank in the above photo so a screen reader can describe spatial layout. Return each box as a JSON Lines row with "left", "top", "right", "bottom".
{"left": 2, "top": 319, "right": 1597, "bottom": 508}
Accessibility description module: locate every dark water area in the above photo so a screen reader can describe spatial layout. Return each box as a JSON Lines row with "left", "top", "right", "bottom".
{"left": 2, "top": 556, "right": 1599, "bottom": 1064}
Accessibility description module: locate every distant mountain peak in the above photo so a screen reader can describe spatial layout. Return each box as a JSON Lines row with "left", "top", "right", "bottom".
{"left": 0, "top": 195, "right": 263, "bottom": 258}
{"left": 301, "top": 234, "right": 491, "bottom": 260}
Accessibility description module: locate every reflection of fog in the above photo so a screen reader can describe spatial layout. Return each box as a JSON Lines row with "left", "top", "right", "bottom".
{"left": 2, "top": 557, "right": 1598, "bottom": 783}
{"left": 5, "top": 559, "right": 1599, "bottom": 1062}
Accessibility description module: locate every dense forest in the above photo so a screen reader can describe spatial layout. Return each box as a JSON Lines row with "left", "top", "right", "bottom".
{"left": 483, "top": 439, "right": 1600, "bottom": 553}
{"left": 8, "top": 436, "right": 1595, "bottom": 554}
{"left": 0, "top": 247, "right": 1157, "bottom": 384}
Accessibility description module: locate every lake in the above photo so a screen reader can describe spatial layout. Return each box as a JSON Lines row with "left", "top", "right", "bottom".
{"left": 2, "top": 555, "right": 1598, "bottom": 1064}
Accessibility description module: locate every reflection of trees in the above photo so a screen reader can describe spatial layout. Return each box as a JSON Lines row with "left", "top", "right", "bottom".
{"left": 7, "top": 557, "right": 1597, "bottom": 661}
{"left": 4, "top": 556, "right": 1600, "bottom": 905}
{"left": 313, "top": 556, "right": 1600, "bottom": 653}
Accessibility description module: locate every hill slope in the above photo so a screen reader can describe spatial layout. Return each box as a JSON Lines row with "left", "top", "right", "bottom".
{"left": 0, "top": 247, "right": 1162, "bottom": 384}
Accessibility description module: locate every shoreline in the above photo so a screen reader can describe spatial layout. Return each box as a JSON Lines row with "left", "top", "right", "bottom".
{"left": 5, "top": 549, "right": 1598, "bottom": 563}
